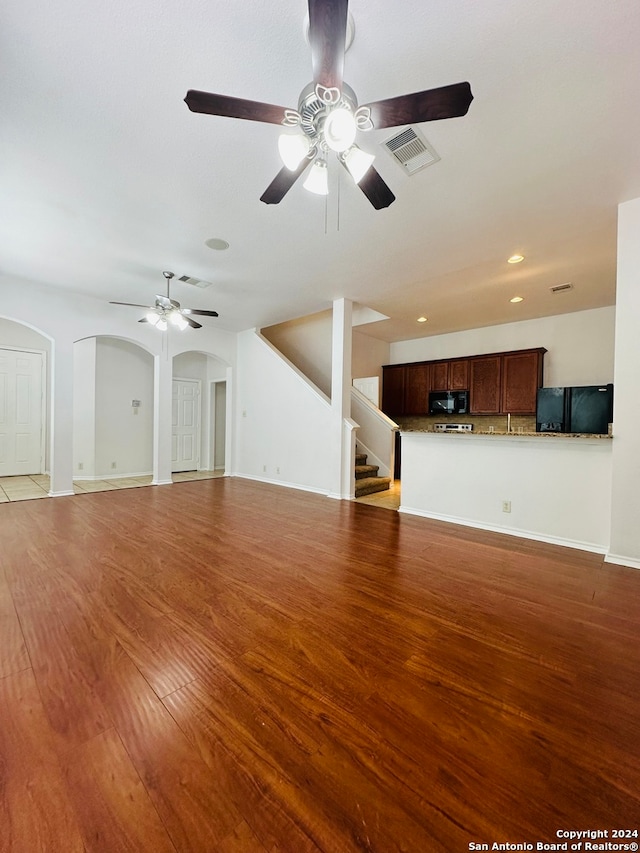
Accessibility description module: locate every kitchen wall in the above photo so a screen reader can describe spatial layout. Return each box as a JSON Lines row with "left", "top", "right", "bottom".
{"left": 389, "top": 306, "right": 615, "bottom": 387}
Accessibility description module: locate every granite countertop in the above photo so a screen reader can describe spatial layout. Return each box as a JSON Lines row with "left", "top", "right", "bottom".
{"left": 402, "top": 429, "right": 613, "bottom": 439}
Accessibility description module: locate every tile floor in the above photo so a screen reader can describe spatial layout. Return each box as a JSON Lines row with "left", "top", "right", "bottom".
{"left": 0, "top": 470, "right": 400, "bottom": 509}
{"left": 0, "top": 470, "right": 225, "bottom": 503}
{"left": 355, "top": 479, "right": 401, "bottom": 511}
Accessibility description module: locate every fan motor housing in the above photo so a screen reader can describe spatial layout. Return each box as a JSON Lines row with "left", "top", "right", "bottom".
{"left": 297, "top": 81, "right": 358, "bottom": 149}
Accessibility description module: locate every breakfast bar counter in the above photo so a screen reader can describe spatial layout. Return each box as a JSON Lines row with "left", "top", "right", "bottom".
{"left": 399, "top": 429, "right": 612, "bottom": 553}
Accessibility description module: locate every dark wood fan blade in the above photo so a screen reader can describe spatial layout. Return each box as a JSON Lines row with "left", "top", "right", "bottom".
{"left": 184, "top": 90, "right": 291, "bottom": 125}
{"left": 110, "top": 301, "right": 151, "bottom": 308}
{"left": 260, "top": 158, "right": 312, "bottom": 205}
{"left": 308, "top": 0, "right": 348, "bottom": 90}
{"left": 183, "top": 315, "right": 202, "bottom": 329}
{"left": 185, "top": 309, "right": 219, "bottom": 317}
{"left": 137, "top": 317, "right": 149, "bottom": 323}
{"left": 356, "top": 166, "right": 396, "bottom": 210}
{"left": 361, "top": 81, "right": 473, "bottom": 129}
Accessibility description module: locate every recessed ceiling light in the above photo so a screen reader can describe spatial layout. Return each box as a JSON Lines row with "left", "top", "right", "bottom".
{"left": 507, "top": 254, "right": 525, "bottom": 264}
{"left": 417, "top": 316, "right": 428, "bottom": 323}
{"left": 510, "top": 296, "right": 524, "bottom": 303}
{"left": 205, "top": 237, "right": 230, "bottom": 251}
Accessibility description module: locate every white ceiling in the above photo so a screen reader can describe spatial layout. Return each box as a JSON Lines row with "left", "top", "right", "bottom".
{"left": 2, "top": 0, "right": 640, "bottom": 342}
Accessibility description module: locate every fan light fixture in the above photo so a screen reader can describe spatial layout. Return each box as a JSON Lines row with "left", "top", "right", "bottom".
{"left": 343, "top": 145, "right": 375, "bottom": 183}
{"left": 323, "top": 107, "right": 357, "bottom": 152}
{"left": 170, "top": 310, "right": 189, "bottom": 330}
{"left": 303, "top": 160, "right": 329, "bottom": 195}
{"left": 278, "top": 132, "right": 311, "bottom": 170}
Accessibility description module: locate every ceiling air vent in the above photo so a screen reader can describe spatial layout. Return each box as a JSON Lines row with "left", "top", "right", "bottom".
{"left": 550, "top": 282, "right": 573, "bottom": 293}
{"left": 383, "top": 127, "right": 440, "bottom": 175}
{"left": 178, "top": 275, "right": 213, "bottom": 289}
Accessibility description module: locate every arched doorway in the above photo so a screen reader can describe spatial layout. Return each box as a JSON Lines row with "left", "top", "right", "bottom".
{"left": 172, "top": 350, "right": 230, "bottom": 477}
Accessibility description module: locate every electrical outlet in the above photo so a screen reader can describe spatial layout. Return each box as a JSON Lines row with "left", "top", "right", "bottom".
{"left": 502, "top": 500, "right": 511, "bottom": 513}
{"left": 276, "top": 466, "right": 280, "bottom": 474}
{"left": 78, "top": 462, "right": 83, "bottom": 471}
{"left": 263, "top": 464, "right": 267, "bottom": 473}
{"left": 111, "top": 462, "right": 117, "bottom": 469}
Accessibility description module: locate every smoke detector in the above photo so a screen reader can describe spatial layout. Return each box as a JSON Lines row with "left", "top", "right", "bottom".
{"left": 383, "top": 127, "right": 440, "bottom": 175}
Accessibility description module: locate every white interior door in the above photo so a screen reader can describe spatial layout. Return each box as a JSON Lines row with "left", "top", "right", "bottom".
{"left": 0, "top": 348, "right": 45, "bottom": 476}
{"left": 171, "top": 379, "right": 200, "bottom": 472}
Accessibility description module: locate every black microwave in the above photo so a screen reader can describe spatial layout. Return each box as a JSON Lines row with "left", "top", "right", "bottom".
{"left": 428, "top": 390, "right": 469, "bottom": 415}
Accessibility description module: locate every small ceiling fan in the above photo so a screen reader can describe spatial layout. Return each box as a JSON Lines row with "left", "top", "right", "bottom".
{"left": 184, "top": 0, "right": 473, "bottom": 210}
{"left": 110, "top": 271, "right": 219, "bottom": 331}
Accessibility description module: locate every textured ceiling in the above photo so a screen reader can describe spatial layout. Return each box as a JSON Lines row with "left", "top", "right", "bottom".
{"left": 2, "top": 0, "right": 640, "bottom": 341}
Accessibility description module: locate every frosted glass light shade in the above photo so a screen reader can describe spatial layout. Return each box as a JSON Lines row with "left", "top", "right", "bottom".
{"left": 344, "top": 146, "right": 375, "bottom": 183}
{"left": 156, "top": 317, "right": 168, "bottom": 331}
{"left": 170, "top": 310, "right": 189, "bottom": 330}
{"left": 323, "top": 108, "right": 356, "bottom": 152}
{"left": 303, "top": 160, "right": 329, "bottom": 195}
{"left": 146, "top": 311, "right": 160, "bottom": 326}
{"left": 278, "top": 133, "right": 311, "bottom": 170}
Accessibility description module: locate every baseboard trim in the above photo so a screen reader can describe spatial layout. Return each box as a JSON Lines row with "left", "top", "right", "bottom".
{"left": 233, "top": 473, "right": 329, "bottom": 497}
{"left": 398, "top": 505, "right": 607, "bottom": 555}
{"left": 75, "top": 471, "right": 153, "bottom": 482}
{"left": 604, "top": 552, "right": 640, "bottom": 571}
{"left": 48, "top": 490, "right": 75, "bottom": 498}
{"left": 152, "top": 479, "right": 174, "bottom": 486}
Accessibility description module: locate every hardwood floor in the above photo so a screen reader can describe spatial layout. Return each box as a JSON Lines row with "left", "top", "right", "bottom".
{"left": 1, "top": 477, "right": 639, "bottom": 851}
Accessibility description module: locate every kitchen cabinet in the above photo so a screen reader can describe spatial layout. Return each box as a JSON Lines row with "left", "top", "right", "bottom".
{"left": 431, "top": 361, "right": 449, "bottom": 391}
{"left": 469, "top": 356, "right": 502, "bottom": 414}
{"left": 449, "top": 359, "right": 469, "bottom": 390}
{"left": 382, "top": 347, "right": 546, "bottom": 417}
{"left": 502, "top": 349, "right": 545, "bottom": 414}
{"left": 381, "top": 365, "right": 406, "bottom": 416}
{"left": 403, "top": 364, "right": 431, "bottom": 415}
{"left": 430, "top": 359, "right": 469, "bottom": 392}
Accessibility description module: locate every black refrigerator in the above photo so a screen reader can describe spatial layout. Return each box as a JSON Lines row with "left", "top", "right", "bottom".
{"left": 536, "top": 384, "right": 613, "bottom": 434}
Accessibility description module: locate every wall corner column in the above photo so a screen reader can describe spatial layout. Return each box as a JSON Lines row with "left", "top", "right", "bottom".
{"left": 607, "top": 196, "right": 640, "bottom": 569}
{"left": 329, "top": 298, "right": 355, "bottom": 499}
{"left": 152, "top": 343, "right": 173, "bottom": 485}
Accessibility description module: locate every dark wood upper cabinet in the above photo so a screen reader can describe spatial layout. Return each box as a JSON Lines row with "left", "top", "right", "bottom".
{"left": 403, "top": 364, "right": 431, "bottom": 415}
{"left": 469, "top": 356, "right": 502, "bottom": 414}
{"left": 381, "top": 365, "right": 406, "bottom": 416}
{"left": 382, "top": 347, "right": 546, "bottom": 417}
{"left": 502, "top": 349, "right": 545, "bottom": 414}
{"left": 430, "top": 361, "right": 449, "bottom": 391}
{"left": 449, "top": 359, "right": 469, "bottom": 391}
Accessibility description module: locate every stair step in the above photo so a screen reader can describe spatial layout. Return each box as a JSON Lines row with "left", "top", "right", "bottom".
{"left": 355, "top": 464, "right": 379, "bottom": 480}
{"left": 355, "top": 476, "right": 391, "bottom": 498}
{"left": 355, "top": 454, "right": 367, "bottom": 466}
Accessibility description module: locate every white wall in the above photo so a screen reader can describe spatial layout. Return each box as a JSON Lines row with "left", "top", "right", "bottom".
{"left": 352, "top": 330, "right": 390, "bottom": 391}
{"left": 73, "top": 337, "right": 97, "bottom": 477}
{"left": 95, "top": 338, "right": 154, "bottom": 477}
{"left": 262, "top": 310, "right": 333, "bottom": 397}
{"left": 390, "top": 307, "right": 616, "bottom": 387}
{"left": 609, "top": 197, "right": 640, "bottom": 568}
{"left": 401, "top": 432, "right": 612, "bottom": 552}
{"left": 234, "top": 330, "right": 334, "bottom": 494}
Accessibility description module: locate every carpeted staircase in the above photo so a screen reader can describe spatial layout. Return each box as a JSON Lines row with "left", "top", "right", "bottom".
{"left": 355, "top": 452, "right": 391, "bottom": 498}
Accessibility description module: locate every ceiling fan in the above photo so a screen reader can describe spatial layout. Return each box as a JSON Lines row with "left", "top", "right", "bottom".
{"left": 110, "top": 271, "right": 219, "bottom": 331}
{"left": 184, "top": 0, "right": 473, "bottom": 210}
